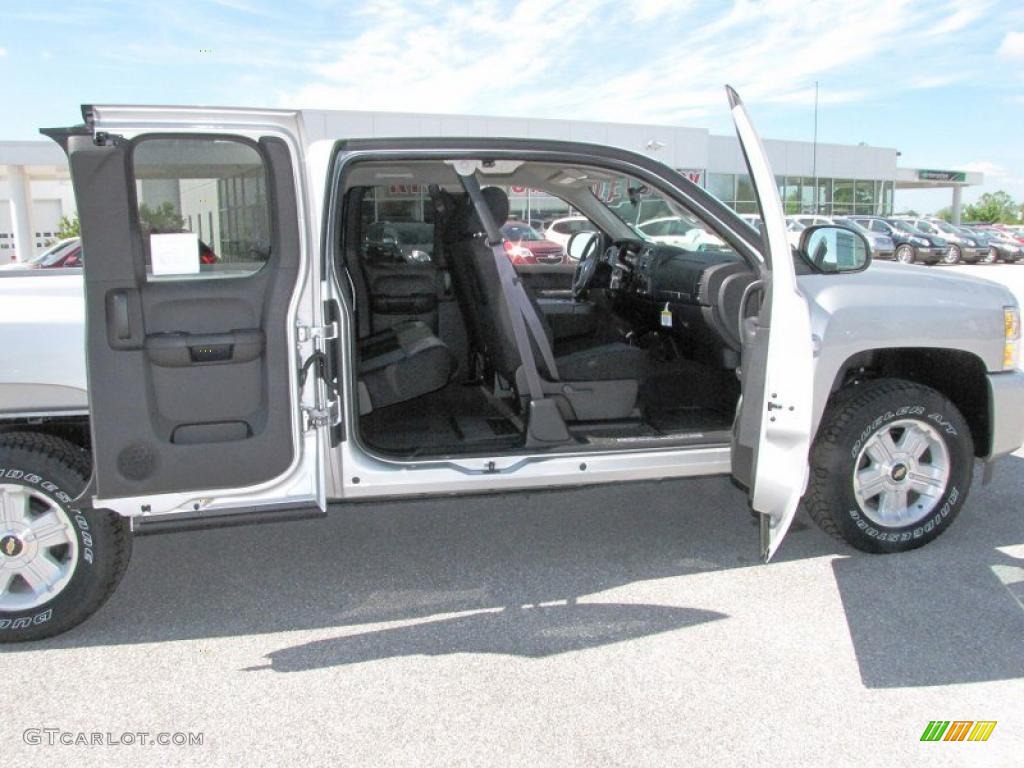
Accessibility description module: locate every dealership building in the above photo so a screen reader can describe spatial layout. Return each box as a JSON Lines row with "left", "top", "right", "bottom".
{"left": 0, "top": 109, "right": 981, "bottom": 262}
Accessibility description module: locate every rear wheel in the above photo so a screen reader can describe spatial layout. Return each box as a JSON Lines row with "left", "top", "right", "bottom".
{"left": 894, "top": 244, "right": 915, "bottom": 264}
{"left": 0, "top": 432, "right": 132, "bottom": 642}
{"left": 805, "top": 379, "right": 973, "bottom": 554}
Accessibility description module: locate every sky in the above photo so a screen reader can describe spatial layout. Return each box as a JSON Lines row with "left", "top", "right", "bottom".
{"left": 1, "top": 0, "right": 1022, "bottom": 213}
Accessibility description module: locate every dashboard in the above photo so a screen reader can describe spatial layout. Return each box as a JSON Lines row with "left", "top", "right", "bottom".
{"left": 602, "top": 240, "right": 757, "bottom": 362}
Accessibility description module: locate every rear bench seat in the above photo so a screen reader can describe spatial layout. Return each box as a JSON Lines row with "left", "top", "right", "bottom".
{"left": 357, "top": 321, "right": 456, "bottom": 414}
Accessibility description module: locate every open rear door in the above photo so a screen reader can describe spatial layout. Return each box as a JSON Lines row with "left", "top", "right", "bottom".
{"left": 58, "top": 106, "right": 328, "bottom": 520}
{"left": 727, "top": 87, "right": 815, "bottom": 561}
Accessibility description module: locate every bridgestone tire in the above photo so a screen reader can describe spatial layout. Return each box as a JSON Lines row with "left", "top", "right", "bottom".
{"left": 0, "top": 432, "right": 132, "bottom": 642}
{"left": 805, "top": 379, "right": 973, "bottom": 554}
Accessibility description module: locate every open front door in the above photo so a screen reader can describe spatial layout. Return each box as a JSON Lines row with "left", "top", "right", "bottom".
{"left": 61, "top": 106, "right": 327, "bottom": 519}
{"left": 727, "top": 87, "right": 815, "bottom": 561}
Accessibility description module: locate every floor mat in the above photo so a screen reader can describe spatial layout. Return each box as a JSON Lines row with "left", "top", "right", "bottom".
{"left": 361, "top": 383, "right": 522, "bottom": 457}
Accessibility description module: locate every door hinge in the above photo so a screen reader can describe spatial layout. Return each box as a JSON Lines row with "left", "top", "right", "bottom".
{"left": 297, "top": 322, "right": 339, "bottom": 343}
{"left": 303, "top": 400, "right": 341, "bottom": 430}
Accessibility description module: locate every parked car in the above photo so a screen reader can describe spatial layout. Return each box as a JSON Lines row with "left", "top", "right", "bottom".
{"left": 0, "top": 237, "right": 82, "bottom": 271}
{"left": 364, "top": 221, "right": 433, "bottom": 264}
{"left": 829, "top": 217, "right": 896, "bottom": 261}
{"left": 501, "top": 221, "right": 567, "bottom": 264}
{"left": 636, "top": 216, "right": 734, "bottom": 253}
{"left": 1, "top": 89, "right": 1022, "bottom": 642}
{"left": 969, "top": 223, "right": 1024, "bottom": 249}
{"left": 744, "top": 214, "right": 808, "bottom": 248}
{"left": 849, "top": 216, "right": 948, "bottom": 265}
{"left": 958, "top": 225, "right": 1024, "bottom": 264}
{"left": 895, "top": 217, "right": 987, "bottom": 265}
{"left": 544, "top": 216, "right": 594, "bottom": 250}
{"left": 791, "top": 215, "right": 895, "bottom": 261}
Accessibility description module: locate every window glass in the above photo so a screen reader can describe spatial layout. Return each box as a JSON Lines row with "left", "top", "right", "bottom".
{"left": 735, "top": 175, "right": 756, "bottom": 203}
{"left": 134, "top": 138, "right": 271, "bottom": 280}
{"left": 359, "top": 186, "right": 435, "bottom": 264}
{"left": 706, "top": 173, "right": 735, "bottom": 203}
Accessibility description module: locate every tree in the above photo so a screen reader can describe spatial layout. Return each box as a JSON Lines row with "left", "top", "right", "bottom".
{"left": 962, "top": 191, "right": 1018, "bottom": 224}
{"left": 934, "top": 207, "right": 953, "bottom": 222}
{"left": 55, "top": 214, "right": 80, "bottom": 239}
{"left": 138, "top": 202, "right": 185, "bottom": 233}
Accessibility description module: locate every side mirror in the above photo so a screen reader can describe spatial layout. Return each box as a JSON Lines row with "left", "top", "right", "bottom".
{"left": 799, "top": 225, "right": 871, "bottom": 273}
{"left": 567, "top": 230, "right": 599, "bottom": 261}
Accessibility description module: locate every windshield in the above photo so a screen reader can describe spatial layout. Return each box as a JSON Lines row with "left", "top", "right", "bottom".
{"left": 501, "top": 223, "right": 544, "bottom": 241}
{"left": 890, "top": 220, "right": 920, "bottom": 234}
{"left": 931, "top": 220, "right": 960, "bottom": 235}
{"left": 832, "top": 218, "right": 871, "bottom": 235}
{"left": 24, "top": 239, "right": 78, "bottom": 266}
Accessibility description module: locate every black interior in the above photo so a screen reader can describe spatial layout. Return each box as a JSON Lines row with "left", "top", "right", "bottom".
{"left": 342, "top": 174, "right": 750, "bottom": 459}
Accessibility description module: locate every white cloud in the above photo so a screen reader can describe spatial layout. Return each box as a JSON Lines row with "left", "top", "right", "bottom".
{"left": 998, "top": 31, "right": 1024, "bottom": 59}
{"left": 282, "top": 0, "right": 996, "bottom": 124}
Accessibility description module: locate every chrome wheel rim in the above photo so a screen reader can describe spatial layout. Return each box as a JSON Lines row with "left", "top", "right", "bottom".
{"left": 853, "top": 419, "right": 950, "bottom": 528}
{"left": 984, "top": 248, "right": 997, "bottom": 264}
{"left": 0, "top": 484, "right": 78, "bottom": 611}
{"left": 944, "top": 246, "right": 960, "bottom": 264}
{"left": 896, "top": 246, "right": 913, "bottom": 263}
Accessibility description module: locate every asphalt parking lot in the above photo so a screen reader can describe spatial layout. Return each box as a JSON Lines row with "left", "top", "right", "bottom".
{"left": 2, "top": 262, "right": 1023, "bottom": 768}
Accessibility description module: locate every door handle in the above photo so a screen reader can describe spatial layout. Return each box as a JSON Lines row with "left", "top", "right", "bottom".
{"left": 111, "top": 292, "right": 131, "bottom": 340}
{"left": 105, "top": 288, "right": 143, "bottom": 349}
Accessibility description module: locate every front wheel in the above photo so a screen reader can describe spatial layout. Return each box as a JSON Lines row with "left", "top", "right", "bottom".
{"left": 805, "top": 379, "right": 973, "bottom": 554}
{"left": 981, "top": 247, "right": 998, "bottom": 265}
{"left": 894, "top": 244, "right": 916, "bottom": 264}
{"left": 0, "top": 432, "right": 132, "bottom": 642}
{"left": 943, "top": 245, "right": 961, "bottom": 265}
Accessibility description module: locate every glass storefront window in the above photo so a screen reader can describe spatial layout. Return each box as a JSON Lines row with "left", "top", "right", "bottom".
{"left": 706, "top": 173, "right": 735, "bottom": 204}
{"left": 736, "top": 175, "right": 756, "bottom": 204}
{"left": 853, "top": 180, "right": 875, "bottom": 214}
{"left": 832, "top": 179, "right": 854, "bottom": 214}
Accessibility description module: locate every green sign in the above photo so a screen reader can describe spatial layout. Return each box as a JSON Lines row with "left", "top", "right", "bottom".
{"left": 918, "top": 169, "right": 967, "bottom": 182}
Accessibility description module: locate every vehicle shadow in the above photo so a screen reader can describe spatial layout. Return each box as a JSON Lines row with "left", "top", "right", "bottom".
{"left": 6, "top": 475, "right": 761, "bottom": 655}
{"left": 4, "top": 458, "right": 1022, "bottom": 690}
{"left": 241, "top": 603, "right": 726, "bottom": 673}
{"left": 830, "top": 453, "right": 1024, "bottom": 688}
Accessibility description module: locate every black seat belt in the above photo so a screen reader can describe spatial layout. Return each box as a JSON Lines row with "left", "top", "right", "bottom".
{"left": 455, "top": 171, "right": 562, "bottom": 401}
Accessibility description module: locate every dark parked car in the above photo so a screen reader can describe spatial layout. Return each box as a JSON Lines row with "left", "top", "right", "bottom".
{"left": 364, "top": 221, "right": 434, "bottom": 264}
{"left": 849, "top": 217, "right": 947, "bottom": 265}
{"left": 895, "top": 217, "right": 987, "bottom": 264}
{"left": 960, "top": 225, "right": 1024, "bottom": 263}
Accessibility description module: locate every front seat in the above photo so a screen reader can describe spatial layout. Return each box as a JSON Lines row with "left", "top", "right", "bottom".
{"left": 447, "top": 187, "right": 648, "bottom": 420}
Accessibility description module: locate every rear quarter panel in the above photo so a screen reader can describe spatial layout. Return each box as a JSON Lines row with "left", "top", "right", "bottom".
{"left": 0, "top": 273, "right": 88, "bottom": 415}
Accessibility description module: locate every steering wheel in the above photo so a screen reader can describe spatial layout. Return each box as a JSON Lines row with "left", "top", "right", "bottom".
{"left": 571, "top": 235, "right": 603, "bottom": 299}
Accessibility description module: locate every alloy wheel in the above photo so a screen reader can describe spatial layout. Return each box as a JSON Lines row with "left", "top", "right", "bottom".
{"left": 852, "top": 419, "right": 950, "bottom": 528}
{"left": 895, "top": 245, "right": 914, "bottom": 263}
{"left": 0, "top": 484, "right": 79, "bottom": 612}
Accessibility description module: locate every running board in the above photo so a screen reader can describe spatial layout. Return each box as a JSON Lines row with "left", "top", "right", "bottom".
{"left": 132, "top": 504, "right": 326, "bottom": 536}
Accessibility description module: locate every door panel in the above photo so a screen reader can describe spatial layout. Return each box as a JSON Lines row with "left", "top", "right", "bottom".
{"left": 726, "top": 87, "right": 815, "bottom": 562}
{"left": 69, "top": 132, "right": 307, "bottom": 504}
{"left": 516, "top": 263, "right": 576, "bottom": 296}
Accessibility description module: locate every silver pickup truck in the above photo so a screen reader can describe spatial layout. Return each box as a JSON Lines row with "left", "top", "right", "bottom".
{"left": 1, "top": 88, "right": 1023, "bottom": 642}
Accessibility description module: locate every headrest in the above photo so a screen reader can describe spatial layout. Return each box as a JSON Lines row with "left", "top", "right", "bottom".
{"left": 461, "top": 186, "right": 510, "bottom": 235}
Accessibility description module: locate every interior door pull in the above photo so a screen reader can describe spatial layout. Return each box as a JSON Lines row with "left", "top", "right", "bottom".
{"left": 112, "top": 292, "right": 131, "bottom": 340}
